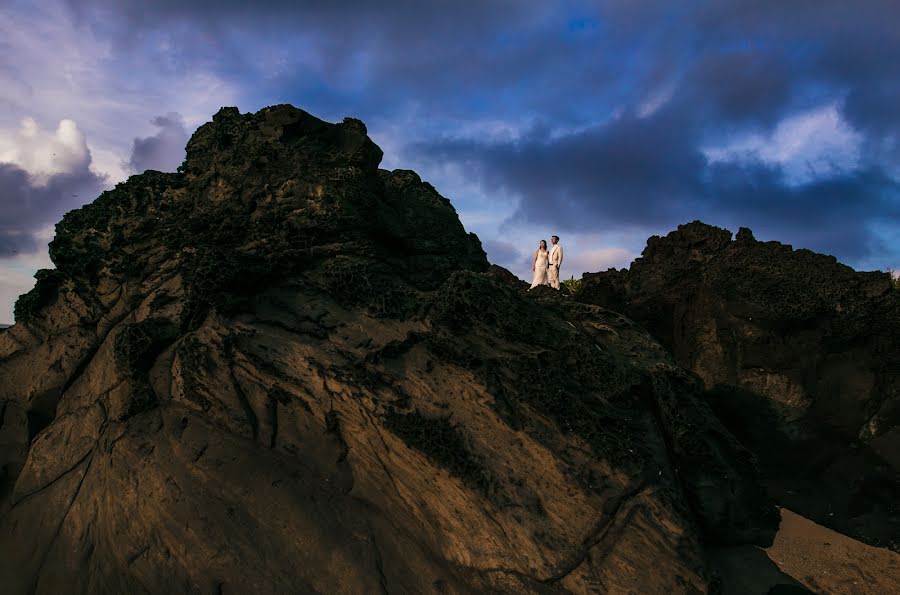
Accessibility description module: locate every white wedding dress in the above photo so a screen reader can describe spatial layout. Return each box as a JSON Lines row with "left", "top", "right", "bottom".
{"left": 530, "top": 249, "right": 549, "bottom": 289}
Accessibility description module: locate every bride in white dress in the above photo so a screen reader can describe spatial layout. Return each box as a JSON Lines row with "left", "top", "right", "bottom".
{"left": 529, "top": 240, "right": 550, "bottom": 289}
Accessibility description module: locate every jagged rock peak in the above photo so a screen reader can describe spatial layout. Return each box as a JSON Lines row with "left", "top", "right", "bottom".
{"left": 735, "top": 226, "right": 755, "bottom": 243}
{"left": 628, "top": 220, "right": 891, "bottom": 295}
{"left": 182, "top": 105, "right": 385, "bottom": 179}
{"left": 639, "top": 221, "right": 763, "bottom": 266}
{"left": 15, "top": 104, "right": 487, "bottom": 326}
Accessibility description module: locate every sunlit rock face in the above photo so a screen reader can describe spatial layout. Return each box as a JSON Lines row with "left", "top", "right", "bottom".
{"left": 0, "top": 106, "right": 776, "bottom": 594}
{"left": 578, "top": 221, "right": 900, "bottom": 551}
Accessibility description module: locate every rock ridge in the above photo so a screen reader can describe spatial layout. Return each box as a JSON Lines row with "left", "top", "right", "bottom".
{"left": 578, "top": 220, "right": 900, "bottom": 551}
{"left": 0, "top": 108, "right": 779, "bottom": 593}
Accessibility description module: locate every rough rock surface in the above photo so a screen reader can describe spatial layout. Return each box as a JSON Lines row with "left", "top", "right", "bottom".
{"left": 578, "top": 221, "right": 900, "bottom": 551}
{"left": 0, "top": 106, "right": 776, "bottom": 594}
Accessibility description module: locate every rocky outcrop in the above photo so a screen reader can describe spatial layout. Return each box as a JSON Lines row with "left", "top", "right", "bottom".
{"left": 0, "top": 107, "right": 776, "bottom": 593}
{"left": 578, "top": 221, "right": 900, "bottom": 551}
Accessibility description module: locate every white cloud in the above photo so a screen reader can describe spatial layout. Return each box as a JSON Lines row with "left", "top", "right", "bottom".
{"left": 452, "top": 117, "right": 530, "bottom": 143}
{"left": 704, "top": 103, "right": 863, "bottom": 183}
{"left": 0, "top": 117, "right": 90, "bottom": 182}
{"left": 637, "top": 81, "right": 675, "bottom": 119}
{"left": 90, "top": 146, "right": 131, "bottom": 185}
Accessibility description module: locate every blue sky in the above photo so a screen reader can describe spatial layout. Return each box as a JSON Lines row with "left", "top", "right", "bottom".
{"left": 1, "top": 0, "right": 899, "bottom": 323}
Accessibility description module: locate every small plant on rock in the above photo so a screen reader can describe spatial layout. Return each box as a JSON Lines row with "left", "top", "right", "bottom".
{"left": 562, "top": 275, "right": 583, "bottom": 294}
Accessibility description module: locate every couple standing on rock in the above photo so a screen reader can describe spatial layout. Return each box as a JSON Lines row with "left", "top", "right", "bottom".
{"left": 529, "top": 235, "right": 564, "bottom": 290}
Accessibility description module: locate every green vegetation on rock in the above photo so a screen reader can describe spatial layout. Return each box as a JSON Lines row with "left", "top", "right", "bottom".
{"left": 561, "top": 275, "right": 582, "bottom": 294}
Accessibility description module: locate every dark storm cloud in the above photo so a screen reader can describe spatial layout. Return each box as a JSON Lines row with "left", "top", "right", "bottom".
{"left": 63, "top": 0, "right": 550, "bottom": 72}
{"left": 64, "top": 0, "right": 541, "bottom": 27}
{"left": 415, "top": 108, "right": 707, "bottom": 231}
{"left": 404, "top": 0, "right": 900, "bottom": 264}
{"left": 684, "top": 50, "right": 794, "bottom": 128}
{"left": 127, "top": 113, "right": 189, "bottom": 173}
{"left": 414, "top": 96, "right": 900, "bottom": 262}
{"left": 61, "top": 0, "right": 597, "bottom": 122}
{"left": 0, "top": 163, "right": 106, "bottom": 257}
{"left": 61, "top": 0, "right": 900, "bottom": 129}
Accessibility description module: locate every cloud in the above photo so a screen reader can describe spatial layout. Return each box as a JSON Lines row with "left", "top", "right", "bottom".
{"left": 127, "top": 112, "right": 188, "bottom": 173}
{"left": 58, "top": 0, "right": 609, "bottom": 127}
{"left": 0, "top": 1, "right": 238, "bottom": 178}
{"left": 0, "top": 117, "right": 91, "bottom": 181}
{"left": 704, "top": 104, "right": 863, "bottom": 184}
{"left": 61, "top": 0, "right": 553, "bottom": 92}
{"left": 0, "top": 163, "right": 106, "bottom": 257}
{"left": 482, "top": 238, "right": 524, "bottom": 269}
{"left": 414, "top": 108, "right": 707, "bottom": 232}
{"left": 0, "top": 117, "right": 106, "bottom": 257}
{"left": 415, "top": 97, "right": 900, "bottom": 265}
{"left": 52, "top": 1, "right": 900, "bottom": 199}
{"left": 51, "top": 1, "right": 900, "bottom": 146}
{"left": 63, "top": 0, "right": 551, "bottom": 53}
{"left": 683, "top": 49, "right": 793, "bottom": 128}
{"left": 384, "top": 0, "right": 900, "bottom": 270}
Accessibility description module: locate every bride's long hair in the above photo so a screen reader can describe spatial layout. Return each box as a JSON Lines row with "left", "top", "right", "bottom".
{"left": 539, "top": 239, "right": 547, "bottom": 251}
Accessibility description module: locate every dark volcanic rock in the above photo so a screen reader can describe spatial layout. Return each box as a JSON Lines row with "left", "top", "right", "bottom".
{"left": 0, "top": 107, "right": 776, "bottom": 593}
{"left": 483, "top": 264, "right": 529, "bottom": 291}
{"left": 578, "top": 220, "right": 900, "bottom": 550}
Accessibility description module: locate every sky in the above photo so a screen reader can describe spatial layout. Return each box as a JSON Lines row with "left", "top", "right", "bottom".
{"left": 1, "top": 0, "right": 899, "bottom": 323}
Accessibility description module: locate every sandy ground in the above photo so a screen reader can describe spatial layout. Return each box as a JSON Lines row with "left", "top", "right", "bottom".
{"left": 765, "top": 508, "right": 900, "bottom": 594}
{"left": 710, "top": 508, "right": 900, "bottom": 594}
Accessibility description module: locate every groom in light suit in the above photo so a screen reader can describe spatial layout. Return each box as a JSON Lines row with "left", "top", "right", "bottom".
{"left": 548, "top": 235, "right": 564, "bottom": 289}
